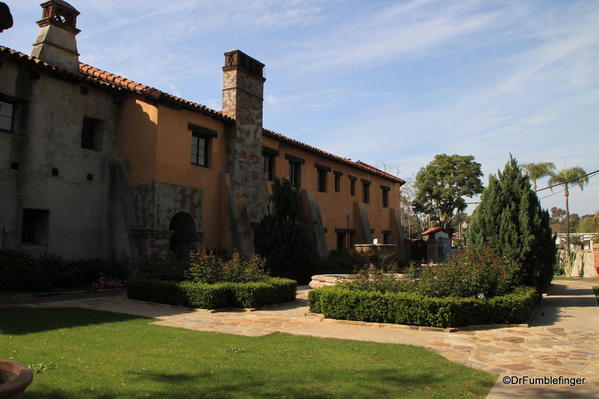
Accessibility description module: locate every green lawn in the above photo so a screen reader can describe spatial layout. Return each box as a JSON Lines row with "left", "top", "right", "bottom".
{"left": 1, "top": 307, "right": 496, "bottom": 399}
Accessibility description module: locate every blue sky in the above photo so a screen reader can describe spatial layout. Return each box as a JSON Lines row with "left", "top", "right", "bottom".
{"left": 3, "top": 0, "right": 598, "bottom": 215}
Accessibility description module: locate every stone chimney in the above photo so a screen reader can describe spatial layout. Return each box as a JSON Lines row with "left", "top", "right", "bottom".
{"left": 31, "top": 0, "right": 80, "bottom": 72}
{"left": 222, "top": 50, "right": 267, "bottom": 222}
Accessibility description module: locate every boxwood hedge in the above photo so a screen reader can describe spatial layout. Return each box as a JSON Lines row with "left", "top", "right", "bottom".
{"left": 127, "top": 277, "right": 296, "bottom": 309}
{"left": 308, "top": 285, "right": 540, "bottom": 328}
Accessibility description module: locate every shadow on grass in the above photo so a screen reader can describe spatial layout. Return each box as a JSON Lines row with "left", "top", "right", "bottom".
{"left": 26, "top": 367, "right": 494, "bottom": 399}
{"left": 0, "top": 307, "right": 148, "bottom": 335}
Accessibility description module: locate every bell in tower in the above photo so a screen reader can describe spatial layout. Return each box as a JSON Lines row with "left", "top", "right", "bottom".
{"left": 31, "top": 0, "right": 81, "bottom": 72}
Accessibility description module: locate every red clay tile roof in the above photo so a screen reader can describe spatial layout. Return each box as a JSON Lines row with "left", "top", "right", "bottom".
{"left": 1, "top": 45, "right": 405, "bottom": 185}
{"left": 264, "top": 129, "right": 405, "bottom": 185}
{"left": 79, "top": 63, "right": 232, "bottom": 123}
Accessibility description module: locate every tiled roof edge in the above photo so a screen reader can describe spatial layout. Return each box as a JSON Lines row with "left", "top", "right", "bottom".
{"left": 0, "top": 46, "right": 233, "bottom": 124}
{"left": 263, "top": 129, "right": 405, "bottom": 185}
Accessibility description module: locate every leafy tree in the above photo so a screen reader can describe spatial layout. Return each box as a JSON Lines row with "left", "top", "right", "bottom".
{"left": 254, "top": 178, "right": 315, "bottom": 283}
{"left": 413, "top": 154, "right": 483, "bottom": 232}
{"left": 576, "top": 213, "right": 599, "bottom": 233}
{"left": 548, "top": 167, "right": 589, "bottom": 254}
{"left": 550, "top": 207, "right": 566, "bottom": 223}
{"left": 521, "top": 161, "right": 555, "bottom": 192}
{"left": 465, "top": 156, "right": 556, "bottom": 290}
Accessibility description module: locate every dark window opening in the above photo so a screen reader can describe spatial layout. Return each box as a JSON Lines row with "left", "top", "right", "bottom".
{"left": 336, "top": 232, "right": 346, "bottom": 251}
{"left": 362, "top": 181, "right": 370, "bottom": 203}
{"left": 334, "top": 174, "right": 341, "bottom": 192}
{"left": 189, "top": 124, "right": 217, "bottom": 168}
{"left": 317, "top": 169, "right": 327, "bottom": 192}
{"left": 81, "top": 117, "right": 102, "bottom": 151}
{"left": 349, "top": 177, "right": 356, "bottom": 196}
{"left": 289, "top": 161, "right": 301, "bottom": 188}
{"left": 264, "top": 154, "right": 275, "bottom": 181}
{"left": 0, "top": 100, "right": 13, "bottom": 132}
{"left": 21, "top": 209, "right": 49, "bottom": 247}
{"left": 191, "top": 134, "right": 209, "bottom": 167}
{"left": 336, "top": 229, "right": 356, "bottom": 251}
{"left": 381, "top": 187, "right": 390, "bottom": 208}
{"left": 383, "top": 231, "right": 391, "bottom": 244}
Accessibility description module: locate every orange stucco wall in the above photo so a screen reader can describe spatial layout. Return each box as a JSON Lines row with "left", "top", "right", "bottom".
{"left": 263, "top": 136, "right": 401, "bottom": 251}
{"left": 116, "top": 98, "right": 158, "bottom": 185}
{"left": 117, "top": 97, "right": 401, "bottom": 253}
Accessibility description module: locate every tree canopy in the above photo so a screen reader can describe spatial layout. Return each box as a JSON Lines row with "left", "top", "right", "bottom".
{"left": 465, "top": 156, "right": 555, "bottom": 290}
{"left": 521, "top": 161, "right": 555, "bottom": 191}
{"left": 413, "top": 154, "right": 483, "bottom": 231}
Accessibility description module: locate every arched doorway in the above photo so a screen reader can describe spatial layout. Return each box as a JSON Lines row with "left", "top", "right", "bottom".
{"left": 169, "top": 212, "right": 197, "bottom": 259}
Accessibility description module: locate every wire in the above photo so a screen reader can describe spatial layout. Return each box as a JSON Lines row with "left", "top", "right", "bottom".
{"left": 465, "top": 168, "right": 598, "bottom": 205}
{"left": 535, "top": 169, "right": 599, "bottom": 192}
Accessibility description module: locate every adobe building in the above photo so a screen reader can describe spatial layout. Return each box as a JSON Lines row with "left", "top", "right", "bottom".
{"left": 0, "top": 1, "right": 406, "bottom": 261}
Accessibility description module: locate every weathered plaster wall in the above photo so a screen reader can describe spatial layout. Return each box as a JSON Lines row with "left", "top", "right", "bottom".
{"left": 0, "top": 57, "right": 131, "bottom": 258}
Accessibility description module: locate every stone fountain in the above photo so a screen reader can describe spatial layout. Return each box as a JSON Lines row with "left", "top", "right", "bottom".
{"left": 308, "top": 240, "right": 398, "bottom": 289}
{"left": 353, "top": 239, "right": 397, "bottom": 270}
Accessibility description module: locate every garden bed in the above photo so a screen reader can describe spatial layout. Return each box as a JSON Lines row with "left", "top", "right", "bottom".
{"left": 308, "top": 285, "right": 540, "bottom": 328}
{"left": 127, "top": 277, "right": 297, "bottom": 309}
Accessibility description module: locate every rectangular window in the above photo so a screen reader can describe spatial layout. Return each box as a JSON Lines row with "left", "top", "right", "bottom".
{"left": 317, "top": 169, "right": 327, "bottom": 192}
{"left": 383, "top": 231, "right": 391, "bottom": 244}
{"left": 362, "top": 180, "right": 371, "bottom": 203}
{"left": 191, "top": 134, "right": 209, "bottom": 167}
{"left": 336, "top": 232, "right": 346, "bottom": 251}
{"left": 81, "top": 118, "right": 100, "bottom": 150}
{"left": 263, "top": 147, "right": 278, "bottom": 181}
{"left": 349, "top": 176, "right": 356, "bottom": 196}
{"left": 289, "top": 161, "right": 301, "bottom": 188}
{"left": 334, "top": 171, "right": 342, "bottom": 192}
{"left": 285, "top": 154, "right": 304, "bottom": 188}
{"left": 0, "top": 100, "right": 13, "bottom": 132}
{"left": 21, "top": 209, "right": 49, "bottom": 247}
{"left": 381, "top": 186, "right": 390, "bottom": 208}
{"left": 264, "top": 154, "right": 274, "bottom": 180}
{"left": 189, "top": 123, "right": 217, "bottom": 168}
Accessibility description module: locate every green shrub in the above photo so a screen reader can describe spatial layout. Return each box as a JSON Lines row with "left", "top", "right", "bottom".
{"left": 254, "top": 179, "right": 316, "bottom": 284}
{"left": 0, "top": 250, "right": 130, "bottom": 292}
{"left": 126, "top": 277, "right": 296, "bottom": 309}
{"left": 136, "top": 253, "right": 187, "bottom": 281}
{"left": 415, "top": 247, "right": 521, "bottom": 298}
{"left": 309, "top": 285, "right": 539, "bottom": 328}
{"left": 184, "top": 250, "right": 268, "bottom": 284}
{"left": 465, "top": 156, "right": 556, "bottom": 290}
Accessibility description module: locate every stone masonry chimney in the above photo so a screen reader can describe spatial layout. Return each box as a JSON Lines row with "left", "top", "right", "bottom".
{"left": 31, "top": 0, "right": 80, "bottom": 73}
{"left": 222, "top": 50, "right": 267, "bottom": 223}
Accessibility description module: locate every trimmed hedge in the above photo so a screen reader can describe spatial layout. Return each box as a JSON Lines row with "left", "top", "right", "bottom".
{"left": 308, "top": 286, "right": 540, "bottom": 328}
{"left": 127, "top": 277, "right": 297, "bottom": 309}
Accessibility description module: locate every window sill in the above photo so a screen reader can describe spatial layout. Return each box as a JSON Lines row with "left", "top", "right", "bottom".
{"left": 191, "top": 163, "right": 209, "bottom": 168}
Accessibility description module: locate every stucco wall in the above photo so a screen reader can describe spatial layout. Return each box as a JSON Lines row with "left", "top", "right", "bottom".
{"left": 262, "top": 135, "right": 402, "bottom": 252}
{"left": 0, "top": 57, "right": 131, "bottom": 258}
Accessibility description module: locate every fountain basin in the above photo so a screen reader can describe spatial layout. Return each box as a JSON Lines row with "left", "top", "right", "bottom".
{"left": 0, "top": 360, "right": 33, "bottom": 399}
{"left": 353, "top": 244, "right": 396, "bottom": 258}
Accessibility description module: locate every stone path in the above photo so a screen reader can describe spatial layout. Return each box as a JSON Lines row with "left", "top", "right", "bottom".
{"left": 23, "top": 280, "right": 599, "bottom": 398}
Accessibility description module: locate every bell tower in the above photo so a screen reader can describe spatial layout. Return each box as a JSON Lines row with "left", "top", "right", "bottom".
{"left": 31, "top": 0, "right": 81, "bottom": 72}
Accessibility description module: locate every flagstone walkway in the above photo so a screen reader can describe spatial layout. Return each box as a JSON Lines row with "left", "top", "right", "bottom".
{"left": 24, "top": 279, "right": 599, "bottom": 398}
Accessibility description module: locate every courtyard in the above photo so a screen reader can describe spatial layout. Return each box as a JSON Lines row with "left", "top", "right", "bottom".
{"left": 2, "top": 278, "right": 597, "bottom": 398}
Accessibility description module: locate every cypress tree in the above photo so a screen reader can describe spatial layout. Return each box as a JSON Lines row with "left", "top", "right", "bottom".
{"left": 254, "top": 178, "right": 315, "bottom": 283}
{"left": 466, "top": 156, "right": 556, "bottom": 290}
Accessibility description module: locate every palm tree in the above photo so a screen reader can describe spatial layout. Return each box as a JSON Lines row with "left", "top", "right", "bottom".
{"left": 522, "top": 161, "right": 556, "bottom": 191}
{"left": 548, "top": 167, "right": 589, "bottom": 254}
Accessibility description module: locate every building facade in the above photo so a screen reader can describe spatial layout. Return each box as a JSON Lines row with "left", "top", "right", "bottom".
{"left": 0, "top": 1, "right": 405, "bottom": 261}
